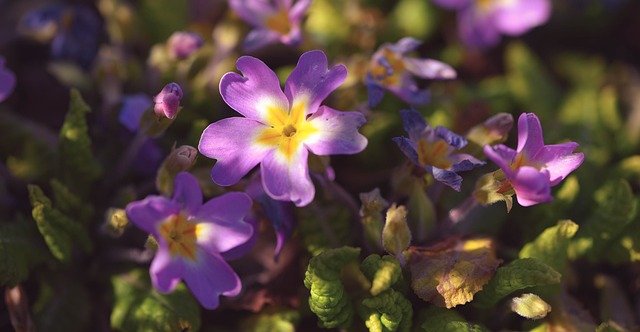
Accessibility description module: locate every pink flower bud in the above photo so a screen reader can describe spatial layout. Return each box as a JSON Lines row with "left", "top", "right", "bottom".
{"left": 167, "top": 31, "right": 204, "bottom": 59}
{"left": 153, "top": 82, "right": 183, "bottom": 119}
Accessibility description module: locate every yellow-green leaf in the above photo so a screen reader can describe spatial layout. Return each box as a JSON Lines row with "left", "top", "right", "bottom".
{"left": 419, "top": 306, "right": 490, "bottom": 332}
{"left": 519, "top": 220, "right": 579, "bottom": 274}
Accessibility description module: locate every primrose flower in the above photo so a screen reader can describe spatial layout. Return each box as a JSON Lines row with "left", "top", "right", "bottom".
{"left": 154, "top": 83, "right": 183, "bottom": 119}
{"left": 432, "top": 0, "right": 551, "bottom": 48}
{"left": 366, "top": 37, "right": 456, "bottom": 108}
{"left": 0, "top": 57, "right": 16, "bottom": 103}
{"left": 483, "top": 113, "right": 584, "bottom": 206}
{"left": 126, "top": 172, "right": 253, "bottom": 309}
{"left": 229, "top": 0, "right": 311, "bottom": 52}
{"left": 393, "top": 109, "right": 484, "bottom": 191}
{"left": 199, "top": 50, "right": 367, "bottom": 207}
{"left": 167, "top": 31, "right": 204, "bottom": 59}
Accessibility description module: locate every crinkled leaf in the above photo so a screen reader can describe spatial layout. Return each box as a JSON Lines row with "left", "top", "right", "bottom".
{"left": 570, "top": 180, "right": 636, "bottom": 263}
{"left": 473, "top": 258, "right": 561, "bottom": 308}
{"left": 111, "top": 269, "right": 201, "bottom": 332}
{"left": 50, "top": 178, "right": 93, "bottom": 223}
{"left": 594, "top": 275, "right": 637, "bottom": 329}
{"left": 359, "top": 289, "right": 412, "bottom": 332}
{"left": 304, "top": 246, "right": 360, "bottom": 329}
{"left": 360, "top": 254, "right": 402, "bottom": 296}
{"left": 33, "top": 278, "right": 91, "bottom": 332}
{"left": 519, "top": 220, "right": 579, "bottom": 274}
{"left": 57, "top": 89, "right": 101, "bottom": 194}
{"left": 409, "top": 237, "right": 501, "bottom": 308}
{"left": 298, "top": 202, "right": 353, "bottom": 257}
{"left": 240, "top": 308, "right": 300, "bottom": 332}
{"left": 510, "top": 293, "right": 551, "bottom": 320}
{"left": 419, "top": 306, "right": 490, "bottom": 332}
{"left": 474, "top": 170, "right": 514, "bottom": 212}
{"left": 0, "top": 220, "right": 45, "bottom": 287}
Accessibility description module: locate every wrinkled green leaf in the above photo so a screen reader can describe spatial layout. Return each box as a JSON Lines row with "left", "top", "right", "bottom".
{"left": 360, "top": 289, "right": 412, "bottom": 332}
{"left": 50, "top": 178, "right": 93, "bottom": 223}
{"left": 519, "top": 220, "right": 579, "bottom": 274}
{"left": 240, "top": 308, "right": 300, "bottom": 332}
{"left": 409, "top": 238, "right": 501, "bottom": 308}
{"left": 111, "top": 269, "right": 201, "bottom": 332}
{"left": 360, "top": 254, "right": 402, "bottom": 296}
{"left": 304, "top": 246, "right": 360, "bottom": 329}
{"left": 419, "top": 306, "right": 490, "bottom": 332}
{"left": 298, "top": 202, "right": 353, "bottom": 257}
{"left": 473, "top": 258, "right": 561, "bottom": 308}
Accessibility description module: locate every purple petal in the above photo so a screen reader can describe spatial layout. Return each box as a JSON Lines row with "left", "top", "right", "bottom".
{"left": 289, "top": 0, "right": 311, "bottom": 20}
{"left": 435, "top": 126, "right": 468, "bottom": 150}
{"left": 150, "top": 247, "right": 183, "bottom": 293}
{"left": 385, "top": 73, "right": 430, "bottom": 106}
{"left": 458, "top": 7, "right": 501, "bottom": 48}
{"left": 119, "top": 94, "right": 152, "bottom": 132}
{"left": 242, "top": 29, "right": 281, "bottom": 52}
{"left": 399, "top": 109, "right": 429, "bottom": 142}
{"left": 221, "top": 215, "right": 259, "bottom": 260}
{"left": 387, "top": 37, "right": 422, "bottom": 54}
{"left": 449, "top": 154, "right": 485, "bottom": 172}
{"left": 393, "top": 137, "right": 420, "bottom": 166}
{"left": 255, "top": 193, "right": 295, "bottom": 260}
{"left": 511, "top": 166, "right": 553, "bottom": 206}
{"left": 196, "top": 192, "right": 254, "bottom": 253}
{"left": 220, "top": 56, "right": 289, "bottom": 123}
{"left": 431, "top": 0, "right": 471, "bottom": 10}
{"left": 261, "top": 146, "right": 314, "bottom": 207}
{"left": 125, "top": 196, "right": 180, "bottom": 235}
{"left": 172, "top": 172, "right": 203, "bottom": 215}
{"left": 365, "top": 74, "right": 386, "bottom": 108}
{"left": 199, "top": 117, "right": 274, "bottom": 186}
{"left": 493, "top": 0, "right": 551, "bottom": 36}
{"left": 483, "top": 144, "right": 518, "bottom": 177}
{"left": 228, "top": 0, "right": 274, "bottom": 26}
{"left": 517, "top": 113, "right": 545, "bottom": 157}
{"left": 183, "top": 252, "right": 241, "bottom": 309}
{"left": 403, "top": 58, "right": 457, "bottom": 80}
{"left": 432, "top": 167, "right": 463, "bottom": 191}
{"left": 284, "top": 50, "right": 347, "bottom": 114}
{"left": 303, "top": 106, "right": 368, "bottom": 155}
{"left": 0, "top": 58, "right": 16, "bottom": 103}
{"left": 534, "top": 143, "right": 584, "bottom": 186}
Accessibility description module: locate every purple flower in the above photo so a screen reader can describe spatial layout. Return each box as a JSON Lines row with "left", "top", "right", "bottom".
{"left": 167, "top": 31, "right": 204, "bottom": 59}
{"left": 0, "top": 57, "right": 16, "bottom": 103}
{"left": 126, "top": 172, "right": 254, "bottom": 309}
{"left": 154, "top": 83, "right": 183, "bottom": 119}
{"left": 228, "top": 0, "right": 311, "bottom": 52}
{"left": 483, "top": 113, "right": 584, "bottom": 206}
{"left": 366, "top": 37, "right": 456, "bottom": 108}
{"left": 393, "top": 109, "right": 484, "bottom": 191}
{"left": 119, "top": 94, "right": 152, "bottom": 132}
{"left": 432, "top": 0, "right": 551, "bottom": 48}
{"left": 199, "top": 50, "right": 367, "bottom": 207}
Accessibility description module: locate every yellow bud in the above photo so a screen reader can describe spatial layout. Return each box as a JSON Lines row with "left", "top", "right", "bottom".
{"left": 382, "top": 204, "right": 411, "bottom": 262}
{"left": 510, "top": 293, "right": 551, "bottom": 320}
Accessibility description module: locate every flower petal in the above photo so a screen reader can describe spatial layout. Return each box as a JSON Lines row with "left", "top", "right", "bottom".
{"left": 303, "top": 106, "right": 368, "bottom": 155}
{"left": 220, "top": 56, "right": 289, "bottom": 123}
{"left": 431, "top": 0, "right": 471, "bottom": 10}
{"left": 493, "top": 0, "right": 551, "bottom": 36}
{"left": 150, "top": 247, "right": 183, "bottom": 293}
{"left": 0, "top": 58, "right": 16, "bottom": 103}
{"left": 386, "top": 73, "right": 430, "bottom": 106}
{"left": 242, "top": 29, "right": 282, "bottom": 52}
{"left": 534, "top": 143, "right": 584, "bottom": 186}
{"left": 432, "top": 167, "right": 463, "bottom": 191}
{"left": 483, "top": 144, "right": 518, "bottom": 177}
{"left": 125, "top": 196, "right": 180, "bottom": 235}
{"left": 392, "top": 137, "right": 420, "bottom": 166}
{"left": 435, "top": 126, "right": 468, "bottom": 150}
{"left": 173, "top": 172, "right": 203, "bottom": 215}
{"left": 228, "top": 0, "right": 274, "bottom": 26}
{"left": 516, "top": 113, "right": 545, "bottom": 157}
{"left": 399, "top": 109, "right": 429, "bottom": 142}
{"left": 365, "top": 73, "right": 387, "bottom": 108}
{"left": 449, "top": 154, "right": 485, "bottom": 172}
{"left": 183, "top": 252, "right": 241, "bottom": 309}
{"left": 511, "top": 166, "right": 553, "bottom": 206}
{"left": 199, "top": 117, "right": 274, "bottom": 186}
{"left": 196, "top": 192, "right": 254, "bottom": 254}
{"left": 386, "top": 37, "right": 422, "bottom": 54}
{"left": 284, "top": 50, "right": 347, "bottom": 114}
{"left": 289, "top": 0, "right": 311, "bottom": 20}
{"left": 261, "top": 146, "right": 314, "bottom": 207}
{"left": 458, "top": 6, "right": 501, "bottom": 48}
{"left": 118, "top": 94, "right": 151, "bottom": 132}
{"left": 403, "top": 58, "right": 457, "bottom": 80}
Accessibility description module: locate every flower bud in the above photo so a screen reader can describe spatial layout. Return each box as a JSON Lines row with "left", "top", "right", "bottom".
{"left": 359, "top": 188, "right": 388, "bottom": 252}
{"left": 103, "top": 208, "right": 129, "bottom": 237}
{"left": 510, "top": 293, "right": 551, "bottom": 320}
{"left": 153, "top": 82, "right": 183, "bottom": 119}
{"left": 156, "top": 145, "right": 198, "bottom": 195}
{"left": 167, "top": 31, "right": 204, "bottom": 59}
{"left": 382, "top": 204, "right": 411, "bottom": 265}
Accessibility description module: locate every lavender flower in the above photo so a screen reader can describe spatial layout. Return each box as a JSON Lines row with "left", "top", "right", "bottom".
{"left": 119, "top": 94, "right": 152, "bottom": 132}
{"left": 483, "top": 113, "right": 584, "bottom": 206}
{"left": 393, "top": 109, "right": 484, "bottom": 191}
{"left": 228, "top": 0, "right": 311, "bottom": 52}
{"left": 432, "top": 0, "right": 551, "bottom": 48}
{"left": 0, "top": 57, "right": 16, "bottom": 103}
{"left": 366, "top": 37, "right": 456, "bottom": 108}
{"left": 126, "top": 172, "right": 253, "bottom": 309}
{"left": 167, "top": 31, "right": 204, "bottom": 59}
{"left": 199, "top": 50, "right": 367, "bottom": 207}
{"left": 154, "top": 83, "right": 183, "bottom": 119}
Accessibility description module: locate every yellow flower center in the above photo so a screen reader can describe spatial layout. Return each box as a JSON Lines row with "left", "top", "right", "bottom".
{"left": 159, "top": 213, "right": 203, "bottom": 260}
{"left": 417, "top": 139, "right": 452, "bottom": 169}
{"left": 511, "top": 153, "right": 529, "bottom": 171}
{"left": 256, "top": 100, "right": 318, "bottom": 160}
{"left": 369, "top": 49, "right": 406, "bottom": 86}
{"left": 265, "top": 9, "right": 291, "bottom": 35}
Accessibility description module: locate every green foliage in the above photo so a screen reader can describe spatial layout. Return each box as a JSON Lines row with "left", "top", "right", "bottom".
{"left": 111, "top": 269, "right": 201, "bottom": 332}
{"left": 406, "top": 183, "right": 436, "bottom": 243}
{"left": 388, "top": 0, "right": 436, "bottom": 40}
{"left": 510, "top": 293, "right": 552, "bottom": 320}
{"left": 570, "top": 180, "right": 637, "bottom": 263}
{"left": 50, "top": 178, "right": 93, "bottom": 223}
{"left": 57, "top": 89, "right": 101, "bottom": 194}
{"left": 473, "top": 170, "right": 514, "bottom": 212}
{"left": 360, "top": 254, "right": 403, "bottom": 296}
{"left": 473, "top": 258, "right": 561, "bottom": 308}
{"left": 28, "top": 185, "right": 92, "bottom": 262}
{"left": 359, "top": 289, "right": 412, "bottom": 332}
{"left": 519, "top": 220, "right": 579, "bottom": 274}
{"left": 419, "top": 306, "right": 490, "bottom": 332}
{"left": 240, "top": 308, "right": 300, "bottom": 332}
{"left": 298, "top": 202, "right": 353, "bottom": 256}
{"left": 0, "top": 219, "right": 44, "bottom": 286}
{"left": 304, "top": 246, "right": 361, "bottom": 329}
{"left": 138, "top": 0, "right": 187, "bottom": 43}
{"left": 33, "top": 278, "right": 91, "bottom": 332}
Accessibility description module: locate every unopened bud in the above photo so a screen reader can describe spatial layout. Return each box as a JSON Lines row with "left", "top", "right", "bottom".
{"left": 359, "top": 188, "right": 389, "bottom": 251}
{"left": 465, "top": 113, "right": 514, "bottom": 157}
{"left": 104, "top": 208, "right": 129, "bottom": 237}
{"left": 153, "top": 82, "right": 183, "bottom": 119}
{"left": 145, "top": 234, "right": 158, "bottom": 252}
{"left": 156, "top": 145, "right": 198, "bottom": 195}
{"left": 167, "top": 31, "right": 203, "bottom": 59}
{"left": 382, "top": 204, "right": 411, "bottom": 265}
{"left": 510, "top": 293, "right": 551, "bottom": 320}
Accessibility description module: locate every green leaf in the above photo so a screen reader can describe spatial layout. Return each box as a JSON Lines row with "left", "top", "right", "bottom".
{"left": 406, "top": 183, "right": 436, "bottom": 243}
{"left": 360, "top": 255, "right": 403, "bottom": 296}
{"left": 57, "top": 89, "right": 101, "bottom": 194}
{"left": 596, "top": 322, "right": 627, "bottom": 332}
{"left": 50, "top": 178, "right": 93, "bottom": 223}
{"left": 138, "top": 0, "right": 187, "bottom": 43}
{"left": 240, "top": 308, "right": 300, "bottom": 332}
{"left": 409, "top": 238, "right": 501, "bottom": 308}
{"left": 359, "top": 289, "right": 412, "bottom": 332}
{"left": 298, "top": 202, "right": 353, "bottom": 257}
{"left": 0, "top": 220, "right": 44, "bottom": 287}
{"left": 304, "top": 246, "right": 360, "bottom": 329}
{"left": 111, "top": 269, "right": 201, "bottom": 332}
{"left": 570, "top": 180, "right": 636, "bottom": 263}
{"left": 519, "top": 220, "right": 579, "bottom": 274}
{"left": 419, "top": 306, "right": 490, "bottom": 332}
{"left": 33, "top": 278, "right": 91, "bottom": 332}
{"left": 473, "top": 258, "right": 561, "bottom": 308}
